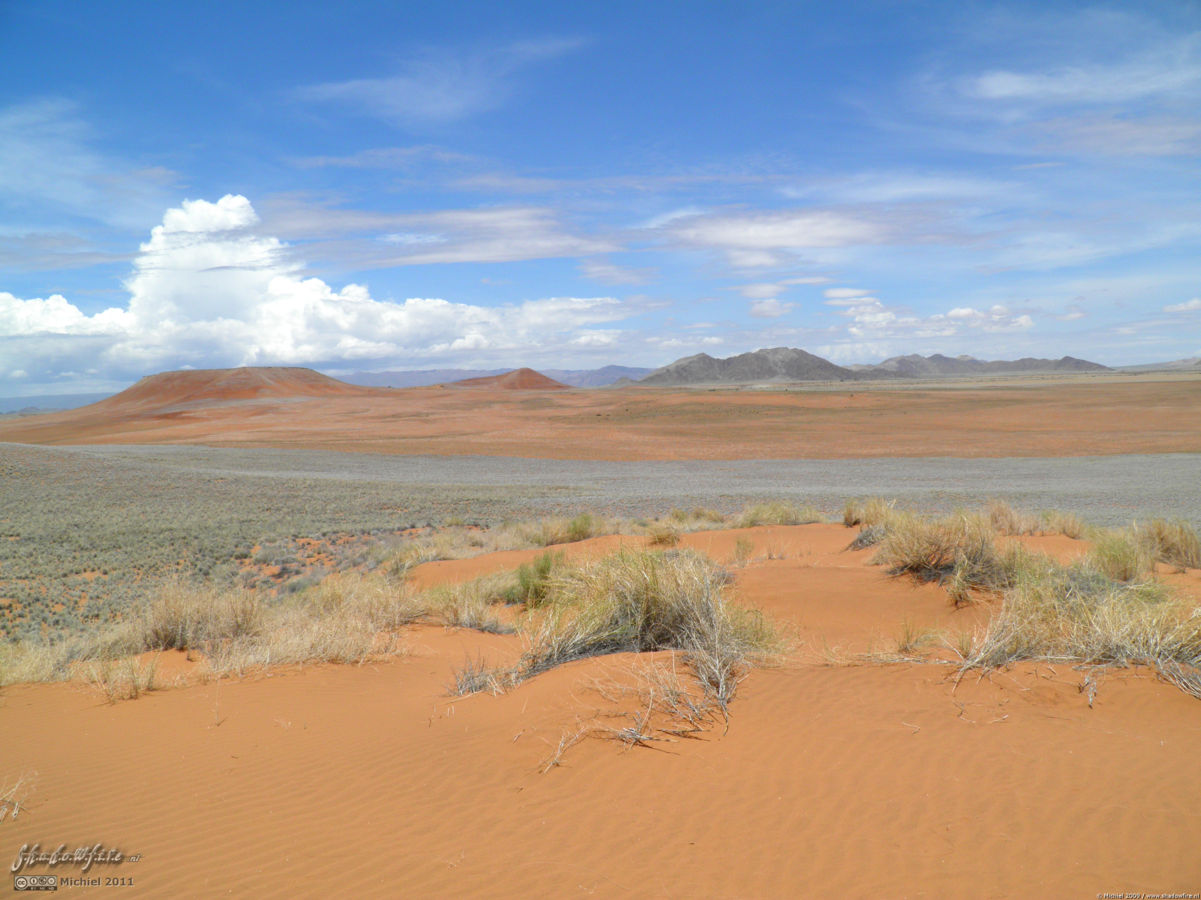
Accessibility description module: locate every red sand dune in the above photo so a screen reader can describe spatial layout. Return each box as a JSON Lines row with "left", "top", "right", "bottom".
{"left": 446, "top": 367, "right": 569, "bottom": 390}
{"left": 2, "top": 524, "right": 1199, "bottom": 897}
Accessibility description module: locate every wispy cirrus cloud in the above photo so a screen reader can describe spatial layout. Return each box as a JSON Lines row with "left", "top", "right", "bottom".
{"left": 0, "top": 99, "right": 179, "bottom": 222}
{"left": 663, "top": 209, "right": 890, "bottom": 268}
{"left": 578, "top": 258, "right": 656, "bottom": 285}
{"left": 296, "top": 38, "right": 583, "bottom": 128}
{"left": 1164, "top": 298, "right": 1201, "bottom": 313}
{"left": 256, "top": 195, "right": 615, "bottom": 267}
{"left": 290, "top": 145, "right": 475, "bottom": 169}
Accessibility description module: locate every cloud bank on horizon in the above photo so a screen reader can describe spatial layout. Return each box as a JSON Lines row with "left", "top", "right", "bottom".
{"left": 1, "top": 1, "right": 1199, "bottom": 394}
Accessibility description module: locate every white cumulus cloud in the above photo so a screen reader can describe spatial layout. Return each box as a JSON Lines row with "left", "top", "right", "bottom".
{"left": 0, "top": 195, "right": 634, "bottom": 390}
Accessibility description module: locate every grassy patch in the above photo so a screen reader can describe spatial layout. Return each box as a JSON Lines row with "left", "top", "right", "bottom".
{"left": 736, "top": 501, "right": 824, "bottom": 528}
{"left": 644, "top": 522, "right": 682, "bottom": 547}
{"left": 842, "top": 497, "right": 895, "bottom": 528}
{"left": 962, "top": 554, "right": 1201, "bottom": 693}
{"left": 518, "top": 548, "right": 776, "bottom": 707}
{"left": 869, "top": 511, "right": 1032, "bottom": 605}
{"left": 1139, "top": 519, "right": 1201, "bottom": 570}
{"left": 506, "top": 550, "right": 567, "bottom": 607}
{"left": 1086, "top": 530, "right": 1154, "bottom": 582}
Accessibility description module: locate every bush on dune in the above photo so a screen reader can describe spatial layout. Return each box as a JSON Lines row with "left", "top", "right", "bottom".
{"left": 517, "top": 548, "right": 777, "bottom": 706}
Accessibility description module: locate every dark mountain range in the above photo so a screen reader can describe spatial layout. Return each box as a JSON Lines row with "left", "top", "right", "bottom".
{"left": 862, "top": 353, "right": 1110, "bottom": 377}
{"left": 637, "top": 348, "right": 1113, "bottom": 386}
{"left": 639, "top": 347, "right": 856, "bottom": 385}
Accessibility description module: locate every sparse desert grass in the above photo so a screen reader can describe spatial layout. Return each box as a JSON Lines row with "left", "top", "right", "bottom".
{"left": 450, "top": 654, "right": 509, "bottom": 696}
{"left": 419, "top": 575, "right": 515, "bottom": 635}
{"left": 1040, "top": 509, "right": 1087, "bottom": 540}
{"left": 0, "top": 771, "right": 36, "bottom": 823}
{"left": 531, "top": 513, "right": 604, "bottom": 546}
{"left": 962, "top": 554, "right": 1201, "bottom": 695}
{"left": 539, "top": 660, "right": 728, "bottom": 770}
{"left": 645, "top": 522, "right": 682, "bottom": 547}
{"left": 987, "top": 499, "right": 1042, "bottom": 536}
{"left": 1138, "top": 519, "right": 1201, "bottom": 570}
{"left": 1086, "top": 529, "right": 1155, "bottom": 582}
{"left": 141, "top": 581, "right": 265, "bottom": 651}
{"left": 86, "top": 656, "right": 159, "bottom": 703}
{"left": 849, "top": 508, "right": 1201, "bottom": 698}
{"left": 870, "top": 511, "right": 1026, "bottom": 604}
{"left": 668, "top": 507, "right": 727, "bottom": 527}
{"left": 736, "top": 501, "right": 824, "bottom": 528}
{"left": 518, "top": 548, "right": 777, "bottom": 707}
{"left": 895, "top": 620, "right": 942, "bottom": 656}
{"left": 506, "top": 550, "right": 566, "bottom": 607}
{"left": 843, "top": 497, "right": 895, "bottom": 528}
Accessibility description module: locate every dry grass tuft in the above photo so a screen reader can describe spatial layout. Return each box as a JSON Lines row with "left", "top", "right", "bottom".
{"left": 987, "top": 499, "right": 1042, "bottom": 536}
{"left": 736, "top": 501, "right": 823, "bottom": 528}
{"left": 1086, "top": 530, "right": 1155, "bottom": 583}
{"left": 1138, "top": 519, "right": 1201, "bottom": 570}
{"left": 506, "top": 550, "right": 566, "bottom": 607}
{"left": 668, "top": 507, "right": 727, "bottom": 527}
{"left": 843, "top": 497, "right": 895, "bottom": 528}
{"left": 963, "top": 555, "right": 1201, "bottom": 688}
{"left": 0, "top": 771, "right": 36, "bottom": 823}
{"left": 450, "top": 654, "right": 511, "bottom": 696}
{"left": 1040, "top": 509, "right": 1087, "bottom": 539}
{"left": 645, "top": 522, "right": 683, "bottom": 547}
{"left": 86, "top": 656, "right": 159, "bottom": 703}
{"left": 420, "top": 575, "right": 515, "bottom": 634}
{"left": 141, "top": 581, "right": 265, "bottom": 651}
{"left": 518, "top": 548, "right": 775, "bottom": 707}
{"left": 870, "top": 511, "right": 1048, "bottom": 605}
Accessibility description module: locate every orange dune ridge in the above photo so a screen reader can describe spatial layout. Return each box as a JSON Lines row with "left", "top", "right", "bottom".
{"left": 1, "top": 366, "right": 1200, "bottom": 458}
{"left": 3, "top": 524, "right": 1200, "bottom": 897}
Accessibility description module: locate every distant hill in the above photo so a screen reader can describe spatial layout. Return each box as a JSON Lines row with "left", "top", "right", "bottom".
{"left": 543, "top": 365, "right": 655, "bottom": 387}
{"left": 639, "top": 347, "right": 857, "bottom": 386}
{"left": 862, "top": 354, "right": 1110, "bottom": 377}
{"left": 342, "top": 365, "right": 651, "bottom": 388}
{"left": 0, "top": 392, "right": 113, "bottom": 415}
{"left": 88, "top": 366, "right": 375, "bottom": 414}
{"left": 1116, "top": 357, "right": 1201, "bottom": 373}
{"left": 445, "top": 368, "right": 569, "bottom": 390}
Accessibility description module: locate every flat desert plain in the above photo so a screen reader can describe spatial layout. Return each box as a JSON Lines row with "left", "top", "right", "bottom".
{"left": 1, "top": 369, "right": 1199, "bottom": 459}
{"left": 2, "top": 370, "right": 1200, "bottom": 898}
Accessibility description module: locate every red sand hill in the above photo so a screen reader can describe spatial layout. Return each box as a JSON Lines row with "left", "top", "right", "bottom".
{"left": 0, "top": 366, "right": 384, "bottom": 445}
{"left": 447, "top": 367, "right": 569, "bottom": 390}
{"left": 91, "top": 366, "right": 374, "bottom": 413}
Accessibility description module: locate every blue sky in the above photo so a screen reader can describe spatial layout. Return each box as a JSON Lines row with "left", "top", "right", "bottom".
{"left": 1, "top": 0, "right": 1199, "bottom": 394}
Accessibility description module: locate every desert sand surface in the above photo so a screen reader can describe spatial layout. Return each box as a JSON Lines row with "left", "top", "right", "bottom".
{"left": 3, "top": 524, "right": 1199, "bottom": 898}
{"left": 1, "top": 368, "right": 1199, "bottom": 459}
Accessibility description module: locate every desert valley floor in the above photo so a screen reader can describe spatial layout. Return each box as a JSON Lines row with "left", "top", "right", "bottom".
{"left": 1, "top": 369, "right": 1199, "bottom": 898}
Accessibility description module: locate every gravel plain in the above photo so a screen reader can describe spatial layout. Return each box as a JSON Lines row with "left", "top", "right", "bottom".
{"left": 31, "top": 443, "right": 1201, "bottom": 528}
{"left": 3, "top": 441, "right": 1198, "bottom": 638}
